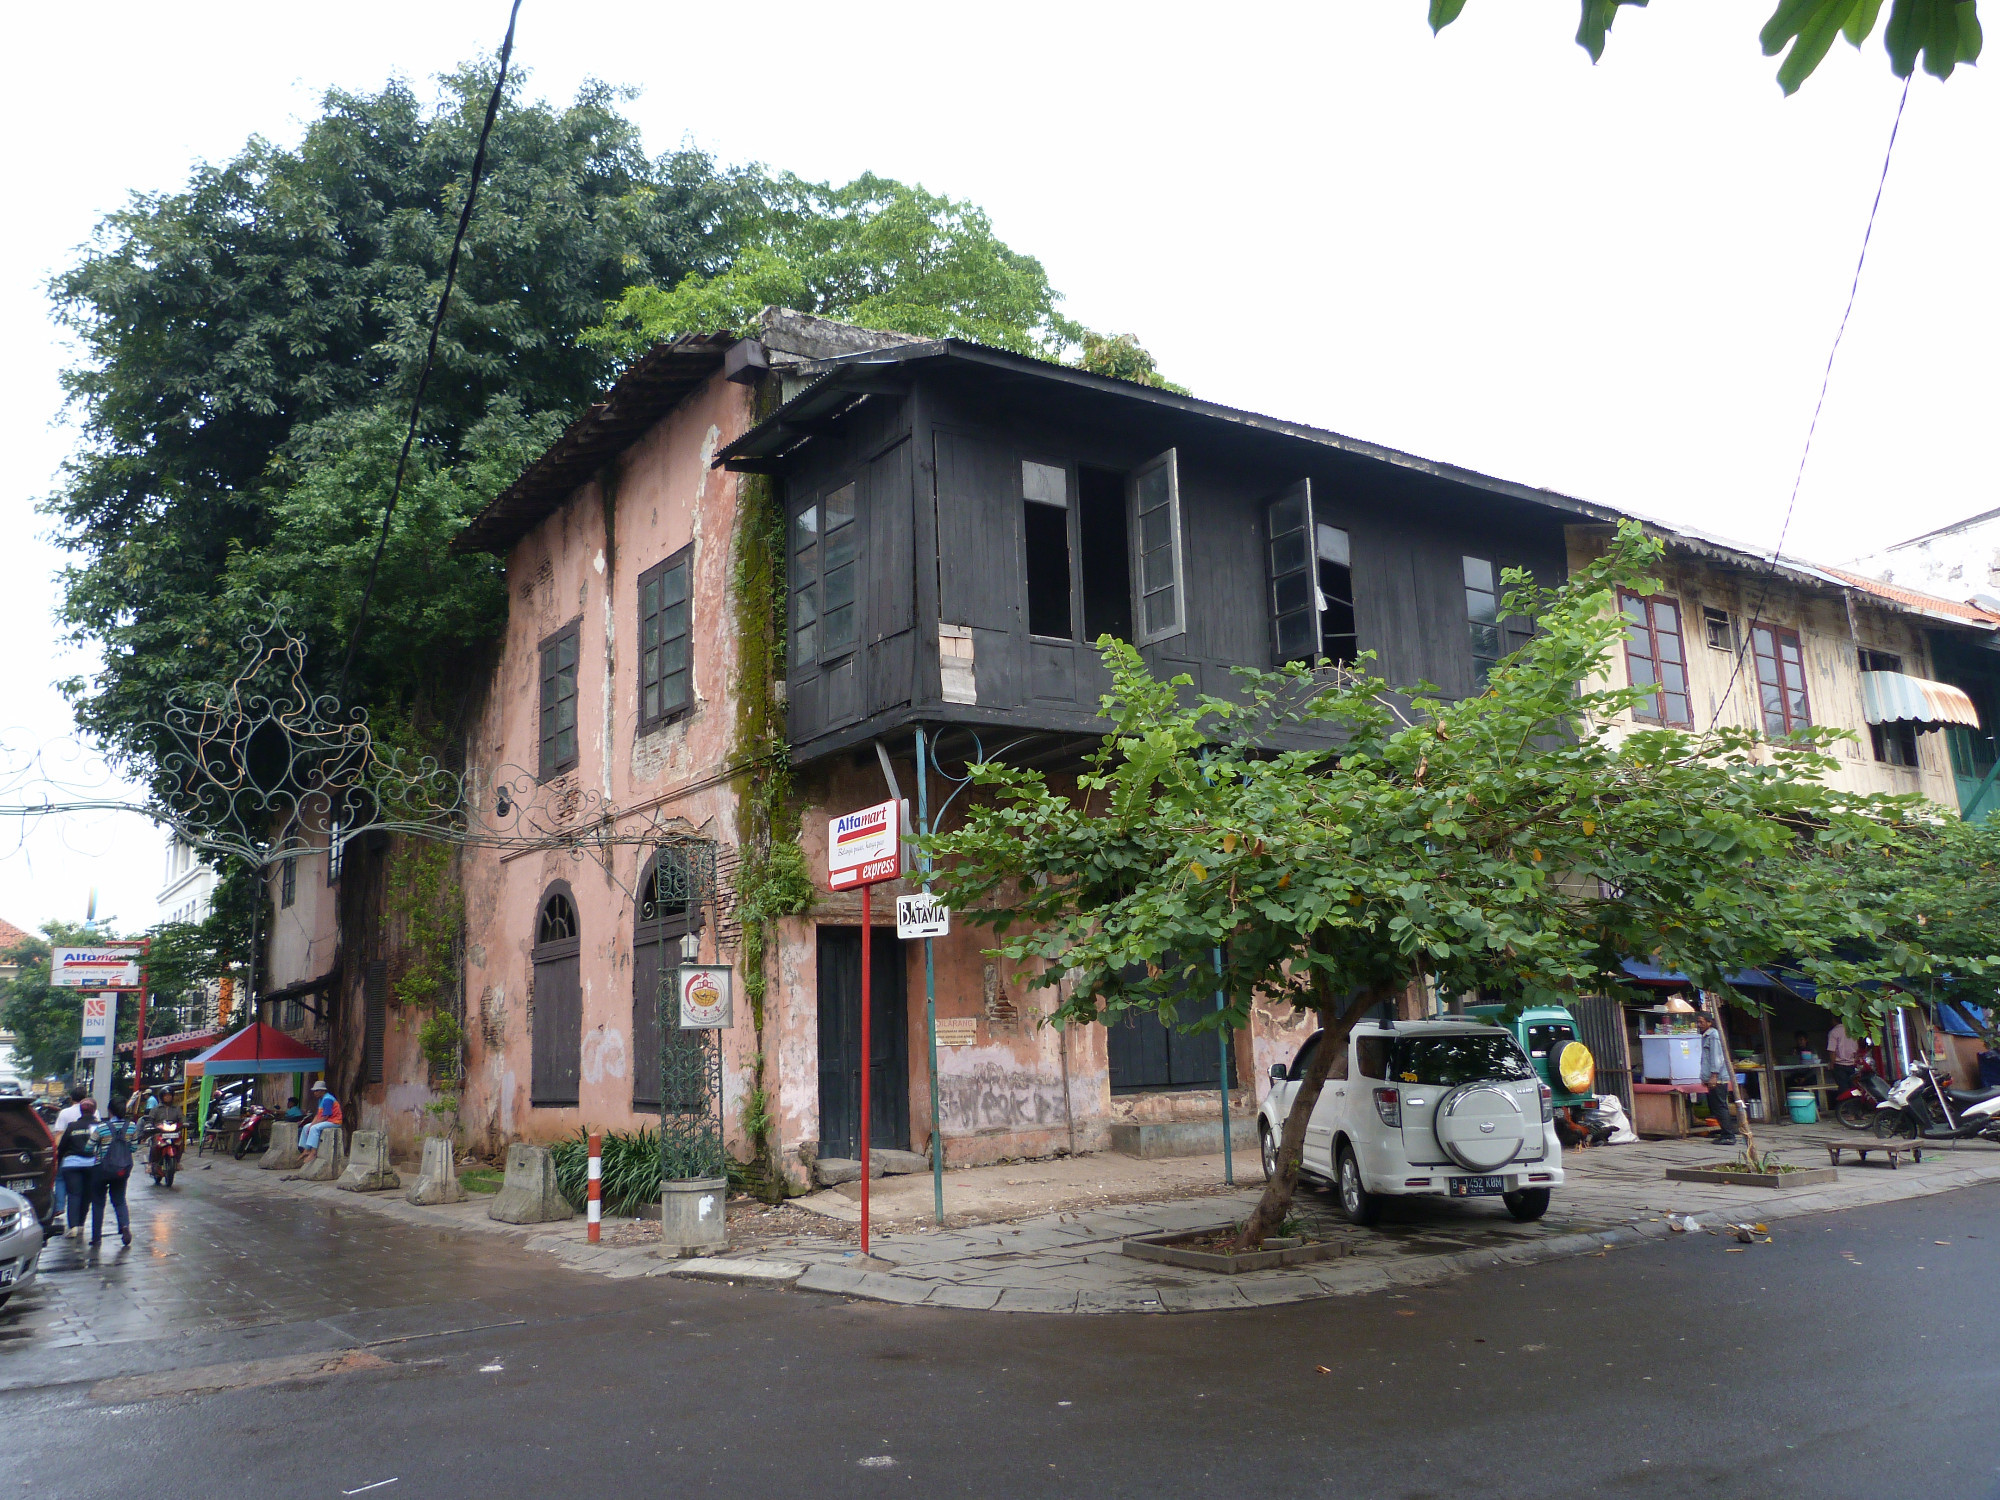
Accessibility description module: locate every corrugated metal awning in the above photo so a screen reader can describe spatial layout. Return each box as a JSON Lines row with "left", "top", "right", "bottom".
{"left": 1860, "top": 671, "right": 1980, "bottom": 728}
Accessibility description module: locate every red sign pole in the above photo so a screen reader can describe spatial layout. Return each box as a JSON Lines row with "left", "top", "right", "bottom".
{"left": 860, "top": 882, "right": 872, "bottom": 1256}
{"left": 134, "top": 938, "right": 150, "bottom": 1107}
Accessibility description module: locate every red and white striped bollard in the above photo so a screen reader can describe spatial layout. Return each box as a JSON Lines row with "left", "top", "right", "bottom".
{"left": 586, "top": 1130, "right": 602, "bottom": 1244}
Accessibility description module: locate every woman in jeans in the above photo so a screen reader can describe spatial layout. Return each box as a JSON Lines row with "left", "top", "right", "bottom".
{"left": 56, "top": 1097, "right": 99, "bottom": 1240}
{"left": 88, "top": 1099, "right": 142, "bottom": 1247}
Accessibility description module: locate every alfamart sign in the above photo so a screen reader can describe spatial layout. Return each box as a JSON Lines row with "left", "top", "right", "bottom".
{"left": 52, "top": 947, "right": 142, "bottom": 989}
{"left": 827, "top": 799, "right": 902, "bottom": 890}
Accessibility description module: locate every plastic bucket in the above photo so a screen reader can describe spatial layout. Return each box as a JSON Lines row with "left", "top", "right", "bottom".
{"left": 1787, "top": 1090, "right": 1817, "bottom": 1125}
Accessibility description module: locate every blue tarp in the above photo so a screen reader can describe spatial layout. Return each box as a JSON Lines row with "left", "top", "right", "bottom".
{"left": 1619, "top": 959, "right": 1817, "bottom": 997}
{"left": 1937, "top": 1001, "right": 1989, "bottom": 1038}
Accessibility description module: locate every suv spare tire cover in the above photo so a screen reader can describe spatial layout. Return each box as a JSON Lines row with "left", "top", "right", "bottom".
{"left": 1434, "top": 1083, "right": 1528, "bottom": 1172}
{"left": 1555, "top": 1040, "right": 1596, "bottom": 1095}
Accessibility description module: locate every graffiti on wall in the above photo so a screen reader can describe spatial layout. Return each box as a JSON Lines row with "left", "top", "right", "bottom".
{"left": 581, "top": 1025, "right": 629, "bottom": 1084}
{"left": 937, "top": 1051, "right": 1068, "bottom": 1133}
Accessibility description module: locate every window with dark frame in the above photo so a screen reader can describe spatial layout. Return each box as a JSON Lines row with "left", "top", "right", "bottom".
{"left": 638, "top": 548, "right": 693, "bottom": 730}
{"left": 1750, "top": 623, "right": 1812, "bottom": 736}
{"left": 1022, "top": 460, "right": 1073, "bottom": 639}
{"left": 1859, "top": 648, "right": 1904, "bottom": 674}
{"left": 1619, "top": 590, "right": 1693, "bottom": 726}
{"left": 1129, "top": 451, "right": 1184, "bottom": 645}
{"left": 538, "top": 621, "right": 581, "bottom": 780}
{"left": 1267, "top": 481, "right": 1356, "bottom": 667}
{"left": 280, "top": 855, "right": 296, "bottom": 909}
{"left": 1871, "top": 721, "right": 1920, "bottom": 767}
{"left": 1703, "top": 606, "right": 1734, "bottom": 652}
{"left": 327, "top": 821, "right": 344, "bottom": 885}
{"left": 1465, "top": 557, "right": 1501, "bottom": 685}
{"left": 791, "top": 483, "right": 859, "bottom": 669}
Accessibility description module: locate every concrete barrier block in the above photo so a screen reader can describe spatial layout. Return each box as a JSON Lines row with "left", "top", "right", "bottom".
{"left": 1108, "top": 1117, "right": 1259, "bottom": 1160}
{"left": 406, "top": 1136, "right": 468, "bottom": 1205}
{"left": 659, "top": 1176, "right": 728, "bottom": 1257}
{"left": 295, "top": 1127, "right": 347, "bottom": 1182}
{"left": 259, "top": 1121, "right": 303, "bottom": 1170}
{"left": 488, "top": 1143, "right": 574, "bottom": 1224}
{"left": 336, "top": 1129, "right": 402, "bottom": 1192}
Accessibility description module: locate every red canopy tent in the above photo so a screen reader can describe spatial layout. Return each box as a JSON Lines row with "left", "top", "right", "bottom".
{"left": 185, "top": 1022, "right": 326, "bottom": 1133}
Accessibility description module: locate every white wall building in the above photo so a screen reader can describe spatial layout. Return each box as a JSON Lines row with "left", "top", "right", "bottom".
{"left": 1850, "top": 508, "right": 2000, "bottom": 610}
{"left": 157, "top": 835, "right": 219, "bottom": 927}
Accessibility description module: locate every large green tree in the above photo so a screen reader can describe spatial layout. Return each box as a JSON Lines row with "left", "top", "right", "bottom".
{"left": 47, "top": 66, "right": 755, "bottom": 773}
{"left": 1429, "top": 0, "right": 1981, "bottom": 94}
{"left": 930, "top": 524, "right": 1945, "bottom": 1246}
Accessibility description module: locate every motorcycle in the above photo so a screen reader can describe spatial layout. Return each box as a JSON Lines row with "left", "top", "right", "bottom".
{"left": 147, "top": 1119, "right": 184, "bottom": 1187}
{"left": 1874, "top": 1059, "right": 2000, "bottom": 1142}
{"left": 1834, "top": 1066, "right": 1892, "bottom": 1130}
{"left": 232, "top": 1102, "right": 276, "bottom": 1160}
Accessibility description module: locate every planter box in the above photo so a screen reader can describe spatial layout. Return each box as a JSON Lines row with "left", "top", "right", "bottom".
{"left": 1120, "top": 1224, "right": 1349, "bottom": 1274}
{"left": 1666, "top": 1164, "right": 1839, "bottom": 1189}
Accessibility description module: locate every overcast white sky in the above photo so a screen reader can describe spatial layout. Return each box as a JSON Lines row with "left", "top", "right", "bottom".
{"left": 1, "top": 1, "right": 1993, "bottom": 939}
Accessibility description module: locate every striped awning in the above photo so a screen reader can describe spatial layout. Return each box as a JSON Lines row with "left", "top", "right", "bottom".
{"left": 1860, "top": 671, "right": 1980, "bottom": 729}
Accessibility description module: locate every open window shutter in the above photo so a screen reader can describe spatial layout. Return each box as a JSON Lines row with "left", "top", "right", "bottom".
{"left": 364, "top": 959, "right": 387, "bottom": 1086}
{"left": 1265, "top": 479, "right": 1318, "bottom": 664}
{"left": 1127, "top": 450, "right": 1184, "bottom": 646}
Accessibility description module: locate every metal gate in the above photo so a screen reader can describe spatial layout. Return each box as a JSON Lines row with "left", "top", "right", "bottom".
{"left": 1571, "top": 995, "right": 1632, "bottom": 1113}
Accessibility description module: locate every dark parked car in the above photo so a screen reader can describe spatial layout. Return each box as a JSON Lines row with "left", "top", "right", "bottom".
{"left": 0, "top": 1094, "right": 56, "bottom": 1232}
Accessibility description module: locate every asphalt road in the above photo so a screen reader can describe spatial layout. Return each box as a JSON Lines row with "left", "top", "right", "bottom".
{"left": 5, "top": 1169, "right": 1996, "bottom": 1500}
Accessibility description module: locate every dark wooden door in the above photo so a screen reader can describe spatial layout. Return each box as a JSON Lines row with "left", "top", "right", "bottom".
{"left": 1107, "top": 995, "right": 1224, "bottom": 1094}
{"left": 816, "top": 926, "right": 909, "bottom": 1160}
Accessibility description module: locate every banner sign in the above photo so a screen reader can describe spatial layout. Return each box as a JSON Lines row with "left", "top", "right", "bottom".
{"left": 677, "top": 966, "right": 734, "bottom": 1029}
{"left": 80, "top": 993, "right": 117, "bottom": 1051}
{"left": 827, "top": 799, "right": 902, "bottom": 890}
{"left": 896, "top": 894, "right": 950, "bottom": 939}
{"left": 53, "top": 947, "right": 142, "bottom": 989}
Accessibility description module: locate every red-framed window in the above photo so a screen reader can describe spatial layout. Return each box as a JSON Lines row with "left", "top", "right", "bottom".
{"left": 1750, "top": 623, "right": 1811, "bottom": 736}
{"left": 1618, "top": 591, "right": 1692, "bottom": 726}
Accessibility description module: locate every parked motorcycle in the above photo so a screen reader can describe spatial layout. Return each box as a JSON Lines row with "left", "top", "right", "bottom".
{"left": 1874, "top": 1060, "right": 2000, "bottom": 1142}
{"left": 147, "top": 1120, "right": 184, "bottom": 1187}
{"left": 232, "top": 1102, "right": 276, "bottom": 1160}
{"left": 1834, "top": 1066, "right": 1892, "bottom": 1130}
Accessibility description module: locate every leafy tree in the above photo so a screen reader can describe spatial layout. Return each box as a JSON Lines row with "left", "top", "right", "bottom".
{"left": 46, "top": 66, "right": 754, "bottom": 774}
{"left": 1072, "top": 332, "right": 1189, "bottom": 394}
{"left": 589, "top": 171, "right": 1080, "bottom": 360}
{"left": 929, "top": 523, "right": 1935, "bottom": 1246}
{"left": 1428, "top": 0, "right": 1982, "bottom": 94}
{"left": 139, "top": 862, "right": 259, "bottom": 1034}
{"left": 0, "top": 923, "right": 139, "bottom": 1080}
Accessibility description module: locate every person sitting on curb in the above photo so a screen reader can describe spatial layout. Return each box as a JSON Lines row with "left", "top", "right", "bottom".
{"left": 298, "top": 1082, "right": 342, "bottom": 1166}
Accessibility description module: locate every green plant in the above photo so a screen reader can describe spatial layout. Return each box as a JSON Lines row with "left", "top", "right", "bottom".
{"left": 390, "top": 840, "right": 459, "bottom": 1011}
{"left": 417, "top": 1010, "right": 463, "bottom": 1077}
{"left": 421, "top": 1092, "right": 461, "bottom": 1142}
{"left": 552, "top": 1127, "right": 671, "bottom": 1217}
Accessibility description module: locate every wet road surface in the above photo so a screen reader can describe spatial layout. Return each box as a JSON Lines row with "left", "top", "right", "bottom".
{"left": 4, "top": 1164, "right": 1996, "bottom": 1499}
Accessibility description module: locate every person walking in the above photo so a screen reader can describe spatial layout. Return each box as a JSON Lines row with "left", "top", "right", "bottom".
{"left": 88, "top": 1099, "right": 142, "bottom": 1247}
{"left": 49, "top": 1086, "right": 88, "bottom": 1222}
{"left": 56, "top": 1097, "right": 99, "bottom": 1240}
{"left": 1696, "top": 1010, "right": 1738, "bottom": 1147}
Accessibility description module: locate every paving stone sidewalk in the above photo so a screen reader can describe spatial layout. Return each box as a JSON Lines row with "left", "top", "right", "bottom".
{"left": 195, "top": 1128, "right": 2000, "bottom": 1315}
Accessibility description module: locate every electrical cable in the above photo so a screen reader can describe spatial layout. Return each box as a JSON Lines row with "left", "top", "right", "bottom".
{"left": 1707, "top": 74, "right": 1912, "bottom": 734}
{"left": 335, "top": 0, "right": 524, "bottom": 701}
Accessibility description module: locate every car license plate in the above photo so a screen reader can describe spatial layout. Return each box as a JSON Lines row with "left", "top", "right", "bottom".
{"left": 2, "top": 1178, "right": 34, "bottom": 1195}
{"left": 1449, "top": 1175, "right": 1505, "bottom": 1197}
{"left": 0, "top": 1264, "right": 16, "bottom": 1287}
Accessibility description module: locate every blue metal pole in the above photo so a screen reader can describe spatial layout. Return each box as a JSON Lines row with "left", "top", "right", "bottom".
{"left": 918, "top": 726, "right": 944, "bottom": 1225}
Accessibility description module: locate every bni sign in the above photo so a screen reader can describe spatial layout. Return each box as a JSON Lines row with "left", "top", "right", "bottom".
{"left": 80, "top": 994, "right": 117, "bottom": 1052}
{"left": 827, "top": 799, "right": 902, "bottom": 890}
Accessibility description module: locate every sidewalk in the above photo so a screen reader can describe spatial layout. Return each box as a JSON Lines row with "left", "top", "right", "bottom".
{"left": 197, "top": 1127, "right": 2000, "bottom": 1315}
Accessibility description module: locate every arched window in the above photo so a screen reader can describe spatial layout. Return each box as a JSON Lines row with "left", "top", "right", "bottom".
{"left": 633, "top": 848, "right": 704, "bottom": 1112}
{"left": 530, "top": 881, "right": 581, "bottom": 1107}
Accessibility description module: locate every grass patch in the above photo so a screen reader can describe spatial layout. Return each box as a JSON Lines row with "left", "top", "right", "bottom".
{"left": 458, "top": 1168, "right": 504, "bottom": 1195}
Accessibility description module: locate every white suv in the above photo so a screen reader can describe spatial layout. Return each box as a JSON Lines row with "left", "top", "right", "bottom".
{"left": 1258, "top": 1019, "right": 1562, "bottom": 1225}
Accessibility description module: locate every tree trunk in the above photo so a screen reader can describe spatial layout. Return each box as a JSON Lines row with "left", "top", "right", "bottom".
{"left": 1711, "top": 1001, "right": 1757, "bottom": 1162}
{"left": 1233, "top": 985, "right": 1393, "bottom": 1251}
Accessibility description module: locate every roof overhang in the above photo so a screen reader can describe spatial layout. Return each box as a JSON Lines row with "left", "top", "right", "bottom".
{"left": 453, "top": 333, "right": 739, "bottom": 556}
{"left": 1861, "top": 671, "right": 1981, "bottom": 729}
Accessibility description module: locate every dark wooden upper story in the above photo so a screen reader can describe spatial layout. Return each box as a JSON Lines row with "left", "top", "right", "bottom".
{"left": 716, "top": 340, "right": 1617, "bottom": 769}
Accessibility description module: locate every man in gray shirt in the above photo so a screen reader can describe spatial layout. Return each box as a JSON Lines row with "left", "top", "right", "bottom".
{"left": 1696, "top": 1010, "right": 1737, "bottom": 1146}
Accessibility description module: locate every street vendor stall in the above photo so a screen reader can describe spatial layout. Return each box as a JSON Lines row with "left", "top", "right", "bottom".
{"left": 118, "top": 1026, "right": 227, "bottom": 1100}
{"left": 183, "top": 1022, "right": 325, "bottom": 1144}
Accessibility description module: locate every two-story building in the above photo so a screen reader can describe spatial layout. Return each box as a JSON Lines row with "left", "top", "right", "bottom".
{"left": 310, "top": 309, "right": 1994, "bottom": 1185}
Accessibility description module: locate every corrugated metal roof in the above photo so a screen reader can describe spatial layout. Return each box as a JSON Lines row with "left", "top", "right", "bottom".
{"left": 1860, "top": 671, "right": 1981, "bottom": 728}
{"left": 1818, "top": 565, "right": 2000, "bottom": 627}
{"left": 452, "top": 333, "right": 738, "bottom": 556}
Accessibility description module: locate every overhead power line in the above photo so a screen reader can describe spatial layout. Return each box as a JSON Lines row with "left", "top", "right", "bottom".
{"left": 1708, "top": 74, "right": 1913, "bottom": 734}
{"left": 336, "top": 0, "right": 524, "bottom": 701}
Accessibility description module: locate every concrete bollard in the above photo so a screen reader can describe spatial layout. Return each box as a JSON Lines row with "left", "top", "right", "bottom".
{"left": 406, "top": 1136, "right": 468, "bottom": 1205}
{"left": 335, "top": 1129, "right": 402, "bottom": 1192}
{"left": 295, "top": 1127, "right": 347, "bottom": 1183}
{"left": 659, "top": 1176, "right": 728, "bottom": 1257}
{"left": 487, "top": 1143, "right": 575, "bottom": 1224}
{"left": 259, "top": 1120, "right": 303, "bottom": 1171}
